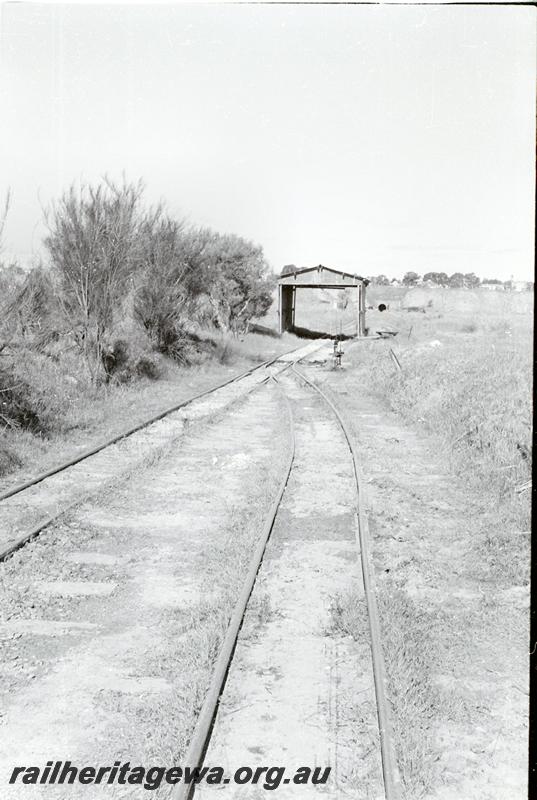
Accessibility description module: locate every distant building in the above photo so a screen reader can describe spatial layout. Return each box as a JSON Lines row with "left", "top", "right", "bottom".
{"left": 512, "top": 280, "right": 530, "bottom": 293}
{"left": 481, "top": 282, "right": 505, "bottom": 291}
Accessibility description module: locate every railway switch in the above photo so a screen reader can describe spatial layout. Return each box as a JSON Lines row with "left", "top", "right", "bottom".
{"left": 332, "top": 339, "right": 344, "bottom": 368}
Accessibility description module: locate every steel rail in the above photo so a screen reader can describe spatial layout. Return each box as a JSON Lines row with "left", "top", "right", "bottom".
{"left": 0, "top": 321, "right": 359, "bottom": 506}
{"left": 292, "top": 364, "right": 402, "bottom": 800}
{"left": 0, "top": 360, "right": 295, "bottom": 562}
{"left": 0, "top": 337, "right": 342, "bottom": 562}
{"left": 171, "top": 377, "right": 295, "bottom": 800}
{"left": 0, "top": 346, "right": 304, "bottom": 505}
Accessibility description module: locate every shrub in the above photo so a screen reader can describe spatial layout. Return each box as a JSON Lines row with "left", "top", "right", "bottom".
{"left": 0, "top": 444, "right": 22, "bottom": 477}
{"left": 203, "top": 233, "right": 275, "bottom": 336}
{"left": 44, "top": 177, "right": 150, "bottom": 381}
{"left": 134, "top": 354, "right": 161, "bottom": 380}
{"left": 0, "top": 350, "right": 85, "bottom": 434}
{"left": 214, "top": 337, "right": 236, "bottom": 365}
{"left": 0, "top": 369, "right": 41, "bottom": 431}
{"left": 134, "top": 222, "right": 212, "bottom": 356}
{"left": 100, "top": 335, "right": 164, "bottom": 383}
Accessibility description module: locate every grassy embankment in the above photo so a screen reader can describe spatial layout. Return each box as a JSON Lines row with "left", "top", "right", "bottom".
{"left": 364, "top": 285, "right": 532, "bottom": 581}
{"left": 329, "top": 285, "right": 531, "bottom": 797}
{"left": 0, "top": 324, "right": 299, "bottom": 492}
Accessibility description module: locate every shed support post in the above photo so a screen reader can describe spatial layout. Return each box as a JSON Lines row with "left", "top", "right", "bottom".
{"left": 280, "top": 285, "right": 294, "bottom": 333}
{"left": 357, "top": 284, "right": 366, "bottom": 336}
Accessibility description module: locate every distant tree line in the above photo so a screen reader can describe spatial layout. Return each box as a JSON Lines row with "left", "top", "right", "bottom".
{"left": 366, "top": 271, "right": 532, "bottom": 290}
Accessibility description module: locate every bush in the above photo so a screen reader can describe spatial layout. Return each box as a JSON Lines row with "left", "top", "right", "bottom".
{"left": 0, "top": 444, "right": 22, "bottom": 477}
{"left": 1, "top": 360, "right": 45, "bottom": 432}
{"left": 101, "top": 336, "right": 164, "bottom": 383}
{"left": 0, "top": 350, "right": 85, "bottom": 434}
{"left": 214, "top": 337, "right": 236, "bottom": 365}
{"left": 134, "top": 223, "right": 211, "bottom": 356}
{"left": 134, "top": 224, "right": 275, "bottom": 344}
{"left": 203, "top": 233, "right": 275, "bottom": 335}
{"left": 44, "top": 178, "right": 150, "bottom": 381}
{"left": 134, "top": 354, "right": 161, "bottom": 380}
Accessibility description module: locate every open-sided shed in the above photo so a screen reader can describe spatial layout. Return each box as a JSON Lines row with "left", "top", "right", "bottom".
{"left": 277, "top": 265, "right": 369, "bottom": 336}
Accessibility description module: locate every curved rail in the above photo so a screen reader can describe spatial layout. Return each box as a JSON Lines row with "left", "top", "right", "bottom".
{"left": 171, "top": 359, "right": 400, "bottom": 800}
{"left": 292, "top": 364, "right": 401, "bottom": 800}
{"left": 171, "top": 377, "right": 295, "bottom": 800}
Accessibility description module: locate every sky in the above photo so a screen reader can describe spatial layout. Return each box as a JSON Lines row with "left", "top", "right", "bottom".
{"left": 0, "top": 2, "right": 535, "bottom": 281}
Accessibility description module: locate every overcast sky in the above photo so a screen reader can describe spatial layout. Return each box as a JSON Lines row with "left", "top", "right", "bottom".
{"left": 0, "top": 2, "right": 535, "bottom": 280}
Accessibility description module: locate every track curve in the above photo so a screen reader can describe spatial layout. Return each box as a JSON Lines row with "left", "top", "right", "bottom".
{"left": 172, "top": 357, "right": 401, "bottom": 800}
{"left": 292, "top": 363, "right": 402, "bottom": 800}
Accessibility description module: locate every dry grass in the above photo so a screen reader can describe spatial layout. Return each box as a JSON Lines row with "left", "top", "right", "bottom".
{"left": 328, "top": 588, "right": 384, "bottom": 798}
{"left": 348, "top": 288, "right": 532, "bottom": 585}
{"left": 329, "top": 582, "right": 452, "bottom": 799}
{"left": 325, "top": 287, "right": 531, "bottom": 797}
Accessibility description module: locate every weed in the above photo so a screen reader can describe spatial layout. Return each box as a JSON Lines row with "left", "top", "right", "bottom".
{"left": 214, "top": 337, "right": 236, "bottom": 365}
{"left": 330, "top": 583, "right": 447, "bottom": 799}
{"left": 0, "top": 444, "right": 22, "bottom": 477}
{"left": 460, "top": 321, "right": 478, "bottom": 333}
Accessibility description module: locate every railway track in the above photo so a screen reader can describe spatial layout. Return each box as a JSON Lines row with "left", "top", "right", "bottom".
{"left": 0, "top": 340, "right": 330, "bottom": 561}
{"left": 1, "top": 330, "right": 400, "bottom": 799}
{"left": 172, "top": 362, "right": 401, "bottom": 800}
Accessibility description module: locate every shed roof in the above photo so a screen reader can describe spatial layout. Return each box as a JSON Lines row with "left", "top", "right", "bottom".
{"left": 278, "top": 264, "right": 368, "bottom": 287}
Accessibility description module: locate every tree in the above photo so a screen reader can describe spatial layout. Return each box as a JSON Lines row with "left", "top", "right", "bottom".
{"left": 0, "top": 189, "right": 11, "bottom": 259}
{"left": 448, "top": 272, "right": 465, "bottom": 288}
{"left": 281, "top": 264, "right": 297, "bottom": 276}
{"left": 423, "top": 271, "right": 448, "bottom": 286}
{"left": 12, "top": 266, "right": 56, "bottom": 339}
{"left": 370, "top": 274, "right": 389, "bottom": 286}
{"left": 0, "top": 261, "right": 25, "bottom": 353}
{"left": 134, "top": 221, "right": 213, "bottom": 357}
{"left": 464, "top": 272, "right": 480, "bottom": 288}
{"left": 204, "top": 233, "right": 274, "bottom": 336}
{"left": 402, "top": 271, "right": 420, "bottom": 286}
{"left": 44, "top": 178, "right": 149, "bottom": 381}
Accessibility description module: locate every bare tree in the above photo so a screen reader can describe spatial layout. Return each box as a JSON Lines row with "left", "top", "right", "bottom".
{"left": 0, "top": 190, "right": 15, "bottom": 354}
{"left": 0, "top": 188, "right": 11, "bottom": 258}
